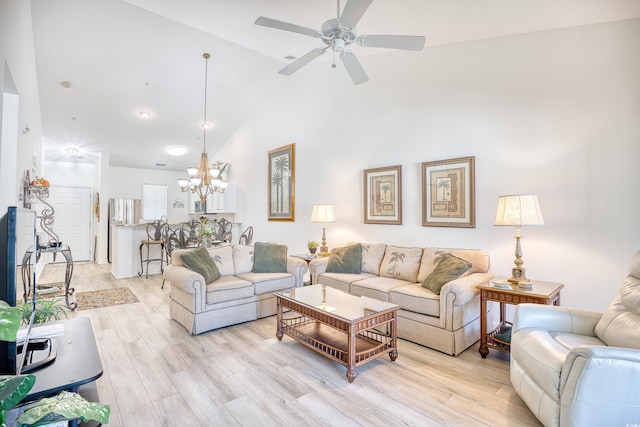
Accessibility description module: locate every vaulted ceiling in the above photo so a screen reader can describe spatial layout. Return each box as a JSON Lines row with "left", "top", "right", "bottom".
{"left": 31, "top": 0, "right": 640, "bottom": 171}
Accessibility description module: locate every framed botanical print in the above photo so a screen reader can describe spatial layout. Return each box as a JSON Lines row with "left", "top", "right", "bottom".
{"left": 422, "top": 156, "right": 475, "bottom": 228}
{"left": 363, "top": 165, "right": 402, "bottom": 225}
{"left": 268, "top": 143, "right": 295, "bottom": 221}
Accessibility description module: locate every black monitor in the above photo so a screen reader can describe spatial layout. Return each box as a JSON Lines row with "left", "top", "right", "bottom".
{"left": 0, "top": 206, "right": 36, "bottom": 374}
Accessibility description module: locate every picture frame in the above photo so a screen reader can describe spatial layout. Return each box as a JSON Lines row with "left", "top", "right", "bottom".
{"left": 422, "top": 156, "right": 475, "bottom": 228}
{"left": 363, "top": 165, "right": 402, "bottom": 225}
{"left": 268, "top": 143, "right": 295, "bottom": 221}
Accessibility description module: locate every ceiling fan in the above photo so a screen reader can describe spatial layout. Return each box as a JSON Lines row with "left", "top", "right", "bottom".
{"left": 255, "top": 0, "right": 426, "bottom": 85}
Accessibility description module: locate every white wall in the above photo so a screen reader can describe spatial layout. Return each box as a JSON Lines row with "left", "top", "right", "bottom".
{"left": 215, "top": 19, "right": 640, "bottom": 312}
{"left": 0, "top": 0, "right": 43, "bottom": 212}
{"left": 109, "top": 165, "right": 191, "bottom": 224}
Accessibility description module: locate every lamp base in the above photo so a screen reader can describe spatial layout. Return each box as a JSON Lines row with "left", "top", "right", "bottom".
{"left": 507, "top": 266, "right": 531, "bottom": 289}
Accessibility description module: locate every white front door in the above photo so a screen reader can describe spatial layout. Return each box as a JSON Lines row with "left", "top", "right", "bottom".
{"left": 46, "top": 186, "right": 93, "bottom": 261}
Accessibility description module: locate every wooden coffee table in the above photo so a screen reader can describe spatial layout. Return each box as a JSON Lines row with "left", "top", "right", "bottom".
{"left": 275, "top": 284, "right": 399, "bottom": 382}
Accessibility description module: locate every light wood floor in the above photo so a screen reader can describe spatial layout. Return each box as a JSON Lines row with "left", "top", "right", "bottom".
{"left": 39, "top": 262, "right": 541, "bottom": 427}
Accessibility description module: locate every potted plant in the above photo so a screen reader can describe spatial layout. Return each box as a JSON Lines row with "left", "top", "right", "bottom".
{"left": 18, "top": 297, "right": 67, "bottom": 326}
{"left": 307, "top": 241, "right": 319, "bottom": 255}
{"left": 0, "top": 301, "right": 110, "bottom": 427}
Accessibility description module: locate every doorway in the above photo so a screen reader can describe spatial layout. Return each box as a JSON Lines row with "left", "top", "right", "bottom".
{"left": 46, "top": 186, "right": 93, "bottom": 261}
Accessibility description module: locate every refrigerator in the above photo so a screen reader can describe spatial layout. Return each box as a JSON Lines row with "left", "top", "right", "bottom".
{"left": 107, "top": 198, "right": 141, "bottom": 263}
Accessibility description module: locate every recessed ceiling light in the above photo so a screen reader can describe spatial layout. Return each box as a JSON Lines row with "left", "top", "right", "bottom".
{"left": 167, "top": 145, "right": 187, "bottom": 156}
{"left": 139, "top": 110, "right": 151, "bottom": 118}
{"left": 201, "top": 121, "right": 214, "bottom": 129}
{"left": 284, "top": 55, "right": 297, "bottom": 61}
{"left": 60, "top": 81, "right": 72, "bottom": 88}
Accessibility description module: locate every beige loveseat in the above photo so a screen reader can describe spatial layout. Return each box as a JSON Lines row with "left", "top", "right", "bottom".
{"left": 163, "top": 244, "right": 308, "bottom": 335}
{"left": 510, "top": 250, "right": 640, "bottom": 427}
{"left": 309, "top": 243, "right": 494, "bottom": 355}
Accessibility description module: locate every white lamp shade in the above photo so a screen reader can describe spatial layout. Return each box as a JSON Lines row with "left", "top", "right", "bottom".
{"left": 187, "top": 167, "right": 198, "bottom": 177}
{"left": 494, "top": 194, "right": 544, "bottom": 227}
{"left": 310, "top": 204, "right": 336, "bottom": 223}
{"left": 177, "top": 178, "right": 190, "bottom": 189}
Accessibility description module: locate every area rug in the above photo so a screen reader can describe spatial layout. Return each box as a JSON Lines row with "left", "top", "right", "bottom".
{"left": 75, "top": 287, "right": 139, "bottom": 311}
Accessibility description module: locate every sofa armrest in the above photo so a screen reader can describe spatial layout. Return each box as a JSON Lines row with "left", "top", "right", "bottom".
{"left": 513, "top": 304, "right": 602, "bottom": 336}
{"left": 309, "top": 257, "right": 329, "bottom": 285}
{"left": 559, "top": 346, "right": 640, "bottom": 426}
{"left": 440, "top": 272, "right": 495, "bottom": 306}
{"left": 287, "top": 256, "right": 309, "bottom": 288}
{"left": 162, "top": 264, "right": 205, "bottom": 296}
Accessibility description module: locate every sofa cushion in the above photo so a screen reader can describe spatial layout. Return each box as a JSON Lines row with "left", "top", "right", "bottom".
{"left": 209, "top": 245, "right": 235, "bottom": 277}
{"left": 317, "top": 272, "right": 377, "bottom": 294}
{"left": 236, "top": 272, "right": 294, "bottom": 295}
{"left": 379, "top": 246, "right": 423, "bottom": 282}
{"left": 422, "top": 253, "right": 472, "bottom": 295}
{"left": 418, "top": 248, "right": 489, "bottom": 283}
{"left": 233, "top": 244, "right": 254, "bottom": 274}
{"left": 361, "top": 243, "right": 386, "bottom": 274}
{"left": 350, "top": 276, "right": 413, "bottom": 302}
{"left": 253, "top": 242, "right": 287, "bottom": 273}
{"left": 389, "top": 283, "right": 440, "bottom": 317}
{"left": 180, "top": 246, "right": 221, "bottom": 284}
{"left": 327, "top": 243, "right": 362, "bottom": 274}
{"left": 205, "top": 275, "right": 254, "bottom": 305}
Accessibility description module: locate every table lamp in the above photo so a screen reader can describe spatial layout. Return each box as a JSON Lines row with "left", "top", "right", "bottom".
{"left": 494, "top": 194, "right": 544, "bottom": 288}
{"left": 310, "top": 204, "right": 336, "bottom": 256}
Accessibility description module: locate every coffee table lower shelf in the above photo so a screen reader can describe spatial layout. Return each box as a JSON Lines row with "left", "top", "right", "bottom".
{"left": 281, "top": 315, "right": 394, "bottom": 365}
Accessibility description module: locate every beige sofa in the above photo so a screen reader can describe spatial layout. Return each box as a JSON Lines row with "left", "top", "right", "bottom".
{"left": 510, "top": 250, "right": 640, "bottom": 427}
{"left": 163, "top": 244, "right": 308, "bottom": 335}
{"left": 309, "top": 243, "right": 494, "bottom": 355}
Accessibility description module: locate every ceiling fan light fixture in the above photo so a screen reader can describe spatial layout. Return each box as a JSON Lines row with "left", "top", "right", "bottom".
{"left": 332, "top": 38, "right": 346, "bottom": 53}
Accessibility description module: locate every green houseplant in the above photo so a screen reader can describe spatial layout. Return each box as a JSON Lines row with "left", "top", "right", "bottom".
{"left": 307, "top": 241, "right": 319, "bottom": 255}
{"left": 0, "top": 301, "right": 110, "bottom": 427}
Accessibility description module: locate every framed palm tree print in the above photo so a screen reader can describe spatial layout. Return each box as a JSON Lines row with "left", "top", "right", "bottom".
{"left": 268, "top": 143, "right": 295, "bottom": 221}
{"left": 363, "top": 165, "right": 402, "bottom": 225}
{"left": 422, "top": 156, "right": 475, "bottom": 228}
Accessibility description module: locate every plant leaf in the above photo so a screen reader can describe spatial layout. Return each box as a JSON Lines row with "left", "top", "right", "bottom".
{"left": 0, "top": 301, "right": 22, "bottom": 342}
{"left": 0, "top": 375, "right": 36, "bottom": 412}
{"left": 16, "top": 391, "right": 110, "bottom": 425}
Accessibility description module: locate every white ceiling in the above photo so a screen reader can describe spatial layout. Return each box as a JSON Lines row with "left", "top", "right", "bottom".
{"left": 31, "top": 0, "right": 640, "bottom": 171}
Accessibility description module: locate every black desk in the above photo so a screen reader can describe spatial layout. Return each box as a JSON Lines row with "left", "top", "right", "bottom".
{"left": 24, "top": 317, "right": 103, "bottom": 401}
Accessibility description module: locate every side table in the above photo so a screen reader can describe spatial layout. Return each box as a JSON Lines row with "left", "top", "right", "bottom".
{"left": 290, "top": 254, "right": 317, "bottom": 285}
{"left": 477, "top": 279, "right": 564, "bottom": 358}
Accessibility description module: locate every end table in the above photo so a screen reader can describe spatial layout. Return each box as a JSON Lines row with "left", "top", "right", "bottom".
{"left": 477, "top": 279, "right": 564, "bottom": 358}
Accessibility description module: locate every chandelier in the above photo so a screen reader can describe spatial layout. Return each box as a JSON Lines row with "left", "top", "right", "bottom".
{"left": 178, "top": 52, "right": 228, "bottom": 204}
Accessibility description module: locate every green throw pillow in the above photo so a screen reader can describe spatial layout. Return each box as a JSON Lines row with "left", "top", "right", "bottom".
{"left": 252, "top": 242, "right": 287, "bottom": 273}
{"left": 422, "top": 253, "right": 471, "bottom": 295}
{"left": 181, "top": 246, "right": 221, "bottom": 284}
{"left": 326, "top": 244, "right": 362, "bottom": 274}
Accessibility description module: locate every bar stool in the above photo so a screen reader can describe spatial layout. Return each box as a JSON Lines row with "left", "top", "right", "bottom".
{"left": 138, "top": 219, "right": 167, "bottom": 278}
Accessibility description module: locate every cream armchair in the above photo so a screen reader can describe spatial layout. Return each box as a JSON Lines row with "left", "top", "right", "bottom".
{"left": 510, "top": 250, "right": 640, "bottom": 427}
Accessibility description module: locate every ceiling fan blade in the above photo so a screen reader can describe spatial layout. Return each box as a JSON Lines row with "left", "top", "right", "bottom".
{"left": 279, "top": 48, "right": 327, "bottom": 75}
{"left": 338, "top": 0, "right": 373, "bottom": 29}
{"left": 340, "top": 50, "right": 369, "bottom": 85}
{"left": 255, "top": 16, "right": 319, "bottom": 38}
{"left": 358, "top": 35, "right": 426, "bottom": 51}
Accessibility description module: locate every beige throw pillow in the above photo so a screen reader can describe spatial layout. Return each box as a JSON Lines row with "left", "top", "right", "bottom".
{"left": 380, "top": 246, "right": 423, "bottom": 282}
{"left": 361, "top": 243, "right": 386, "bottom": 275}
